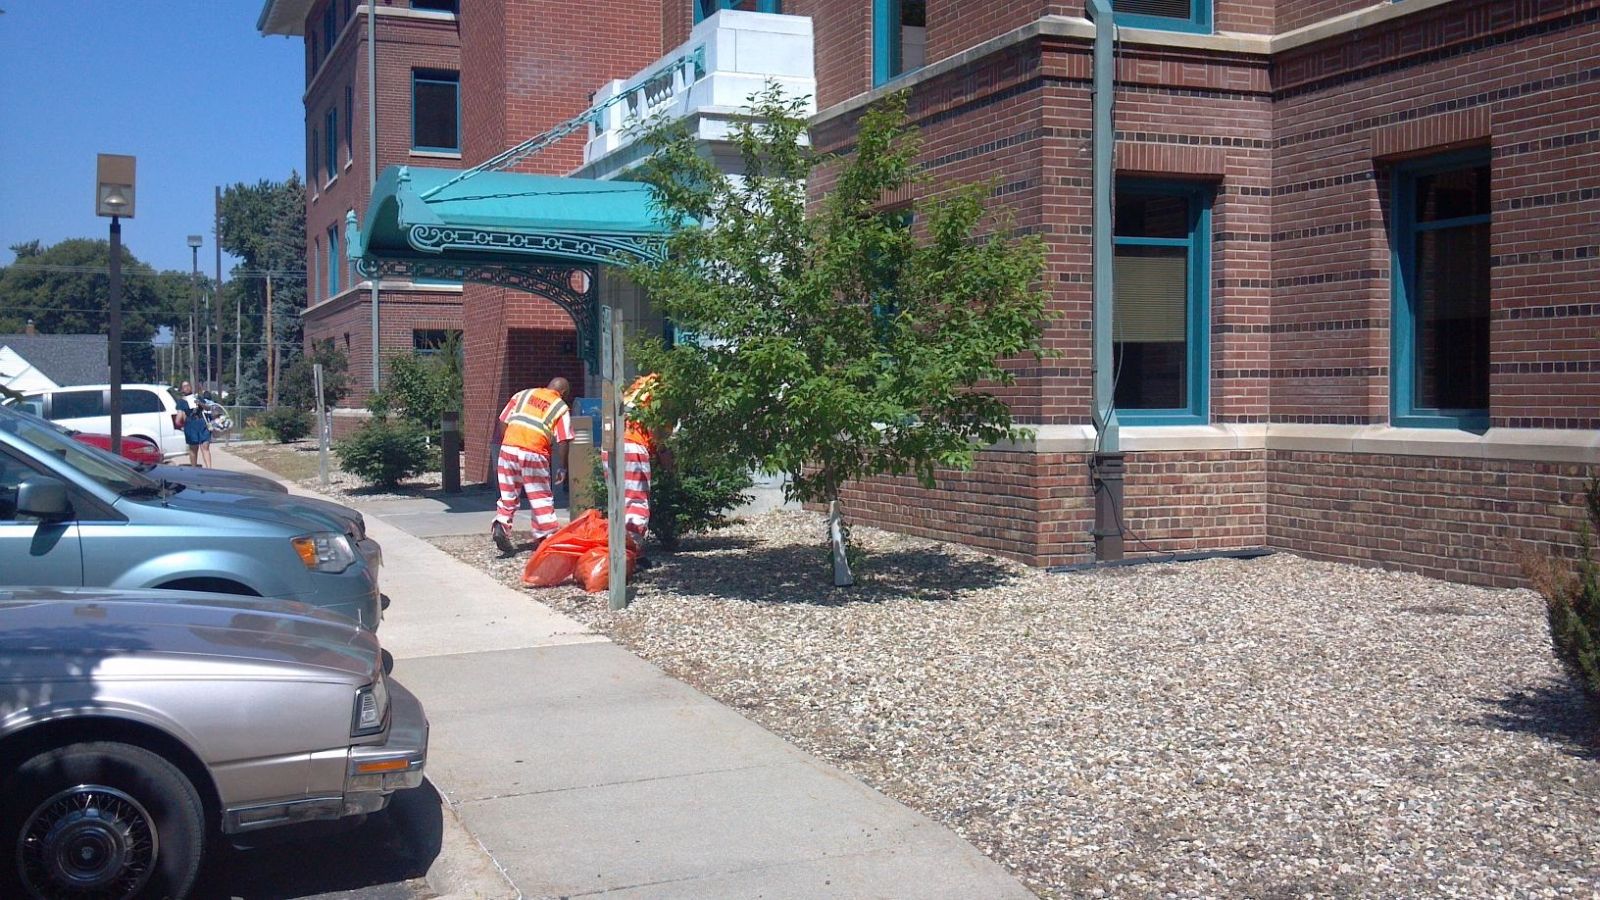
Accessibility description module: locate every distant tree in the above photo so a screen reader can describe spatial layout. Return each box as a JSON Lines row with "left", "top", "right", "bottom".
{"left": 627, "top": 88, "right": 1049, "bottom": 581}
{"left": 218, "top": 174, "right": 307, "bottom": 403}
{"left": 0, "top": 238, "right": 177, "bottom": 380}
{"left": 278, "top": 338, "right": 350, "bottom": 411}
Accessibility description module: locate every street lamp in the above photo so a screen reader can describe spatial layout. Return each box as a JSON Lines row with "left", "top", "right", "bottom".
{"left": 96, "top": 153, "right": 136, "bottom": 455}
{"left": 188, "top": 235, "right": 202, "bottom": 388}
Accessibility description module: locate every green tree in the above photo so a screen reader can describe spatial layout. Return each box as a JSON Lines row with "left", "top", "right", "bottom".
{"left": 0, "top": 238, "right": 179, "bottom": 380}
{"left": 369, "top": 331, "right": 463, "bottom": 436}
{"left": 1529, "top": 480, "right": 1600, "bottom": 702}
{"left": 218, "top": 174, "right": 307, "bottom": 404}
{"left": 278, "top": 338, "right": 350, "bottom": 411}
{"left": 626, "top": 88, "right": 1048, "bottom": 578}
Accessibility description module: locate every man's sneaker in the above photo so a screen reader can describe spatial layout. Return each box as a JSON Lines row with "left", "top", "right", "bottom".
{"left": 491, "top": 521, "right": 514, "bottom": 553}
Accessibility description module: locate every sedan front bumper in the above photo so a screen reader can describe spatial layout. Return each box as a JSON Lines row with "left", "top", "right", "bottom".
{"left": 343, "top": 677, "right": 428, "bottom": 813}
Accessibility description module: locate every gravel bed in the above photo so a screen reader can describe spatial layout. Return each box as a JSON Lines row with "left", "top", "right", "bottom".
{"left": 433, "top": 510, "right": 1598, "bottom": 898}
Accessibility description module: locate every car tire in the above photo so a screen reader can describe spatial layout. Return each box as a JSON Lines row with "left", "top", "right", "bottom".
{"left": 0, "top": 741, "right": 205, "bottom": 900}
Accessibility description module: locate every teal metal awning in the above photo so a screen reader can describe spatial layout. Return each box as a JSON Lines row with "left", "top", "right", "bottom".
{"left": 346, "top": 165, "right": 672, "bottom": 371}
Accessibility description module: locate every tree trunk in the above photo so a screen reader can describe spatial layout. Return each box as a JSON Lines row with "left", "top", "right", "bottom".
{"left": 827, "top": 498, "right": 854, "bottom": 587}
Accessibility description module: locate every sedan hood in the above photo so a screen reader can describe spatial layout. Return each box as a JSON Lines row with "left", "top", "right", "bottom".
{"left": 0, "top": 588, "right": 379, "bottom": 681}
{"left": 143, "top": 485, "right": 361, "bottom": 536}
{"left": 145, "top": 463, "right": 289, "bottom": 495}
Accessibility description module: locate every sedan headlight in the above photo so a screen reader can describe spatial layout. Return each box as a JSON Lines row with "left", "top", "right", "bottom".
{"left": 292, "top": 532, "right": 356, "bottom": 573}
{"left": 352, "top": 672, "right": 390, "bottom": 736}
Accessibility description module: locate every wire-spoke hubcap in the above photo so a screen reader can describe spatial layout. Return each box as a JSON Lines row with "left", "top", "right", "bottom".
{"left": 18, "top": 785, "right": 158, "bottom": 900}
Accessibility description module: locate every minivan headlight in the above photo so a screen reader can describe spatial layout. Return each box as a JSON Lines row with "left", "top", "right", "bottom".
{"left": 291, "top": 532, "right": 356, "bottom": 573}
{"left": 352, "top": 673, "right": 390, "bottom": 736}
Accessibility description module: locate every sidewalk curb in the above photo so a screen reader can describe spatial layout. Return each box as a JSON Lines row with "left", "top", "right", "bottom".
{"left": 391, "top": 779, "right": 521, "bottom": 900}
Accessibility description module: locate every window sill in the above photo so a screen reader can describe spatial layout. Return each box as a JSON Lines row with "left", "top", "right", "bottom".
{"left": 1391, "top": 413, "right": 1490, "bottom": 432}
{"left": 1115, "top": 411, "right": 1209, "bottom": 427}
{"left": 410, "top": 148, "right": 462, "bottom": 159}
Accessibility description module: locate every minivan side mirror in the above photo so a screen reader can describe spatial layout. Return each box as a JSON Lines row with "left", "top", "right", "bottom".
{"left": 17, "top": 475, "right": 73, "bottom": 521}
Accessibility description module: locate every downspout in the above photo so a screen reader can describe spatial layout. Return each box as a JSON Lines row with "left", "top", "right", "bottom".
{"left": 1086, "top": 0, "right": 1125, "bottom": 561}
{"left": 368, "top": 2, "right": 381, "bottom": 393}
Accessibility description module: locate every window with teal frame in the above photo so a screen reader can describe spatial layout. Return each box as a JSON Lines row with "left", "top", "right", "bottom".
{"left": 327, "top": 225, "right": 340, "bottom": 297}
{"left": 694, "top": 0, "right": 780, "bottom": 23}
{"left": 1390, "top": 149, "right": 1491, "bottom": 430}
{"left": 322, "top": 2, "right": 337, "bottom": 53}
{"left": 1111, "top": 180, "right": 1211, "bottom": 425}
{"left": 344, "top": 86, "right": 354, "bottom": 165}
{"left": 1112, "top": 0, "right": 1211, "bottom": 34}
{"left": 324, "top": 107, "right": 338, "bottom": 182}
{"left": 411, "top": 70, "right": 460, "bottom": 153}
{"left": 873, "top": 0, "right": 926, "bottom": 86}
{"left": 310, "top": 126, "right": 320, "bottom": 185}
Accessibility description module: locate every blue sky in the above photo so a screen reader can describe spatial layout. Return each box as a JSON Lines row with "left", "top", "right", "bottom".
{"left": 0, "top": 1, "right": 305, "bottom": 274}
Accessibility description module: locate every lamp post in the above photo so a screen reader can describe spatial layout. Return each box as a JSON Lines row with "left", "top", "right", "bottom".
{"left": 96, "top": 154, "right": 136, "bottom": 456}
{"left": 187, "top": 235, "right": 202, "bottom": 389}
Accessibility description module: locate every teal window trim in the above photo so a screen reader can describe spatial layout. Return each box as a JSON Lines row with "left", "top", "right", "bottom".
{"left": 694, "top": 0, "right": 780, "bottom": 24}
{"left": 873, "top": 0, "right": 922, "bottom": 87}
{"left": 327, "top": 225, "right": 340, "bottom": 296}
{"left": 1113, "top": 179, "right": 1211, "bottom": 426}
{"left": 411, "top": 69, "right": 461, "bottom": 153}
{"left": 310, "top": 126, "right": 321, "bottom": 184}
{"left": 324, "top": 107, "right": 338, "bottom": 182}
{"left": 1113, "top": 0, "right": 1212, "bottom": 34}
{"left": 1389, "top": 147, "right": 1491, "bottom": 431}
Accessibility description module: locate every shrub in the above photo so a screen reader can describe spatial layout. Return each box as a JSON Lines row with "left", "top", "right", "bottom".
{"left": 1528, "top": 479, "right": 1600, "bottom": 701}
{"left": 592, "top": 434, "right": 751, "bottom": 552}
{"left": 335, "top": 419, "right": 433, "bottom": 488}
{"left": 261, "top": 406, "right": 313, "bottom": 443}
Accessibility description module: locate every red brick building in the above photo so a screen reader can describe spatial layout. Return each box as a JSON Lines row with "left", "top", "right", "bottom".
{"left": 262, "top": 0, "right": 1598, "bottom": 586}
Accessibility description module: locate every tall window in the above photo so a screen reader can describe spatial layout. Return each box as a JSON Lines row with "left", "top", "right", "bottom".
{"left": 1112, "top": 181, "right": 1211, "bottom": 423}
{"left": 327, "top": 225, "right": 340, "bottom": 297}
{"left": 322, "top": 2, "right": 337, "bottom": 54}
{"left": 324, "top": 107, "right": 338, "bottom": 182}
{"left": 413, "top": 329, "right": 462, "bottom": 356}
{"left": 412, "top": 70, "right": 460, "bottom": 153}
{"left": 1391, "top": 151, "right": 1491, "bottom": 429}
{"left": 310, "top": 126, "right": 320, "bottom": 185}
{"left": 873, "top": 0, "right": 926, "bottom": 87}
{"left": 344, "top": 86, "right": 354, "bottom": 165}
{"left": 1112, "top": 0, "right": 1211, "bottom": 33}
{"left": 311, "top": 237, "right": 321, "bottom": 301}
{"left": 695, "top": 0, "right": 780, "bottom": 22}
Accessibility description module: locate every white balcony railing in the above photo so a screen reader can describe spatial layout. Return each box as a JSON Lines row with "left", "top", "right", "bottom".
{"left": 581, "top": 9, "right": 816, "bottom": 178}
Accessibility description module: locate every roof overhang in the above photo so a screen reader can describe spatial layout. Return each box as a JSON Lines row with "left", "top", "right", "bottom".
{"left": 347, "top": 165, "right": 673, "bottom": 269}
{"left": 256, "top": 0, "right": 313, "bottom": 36}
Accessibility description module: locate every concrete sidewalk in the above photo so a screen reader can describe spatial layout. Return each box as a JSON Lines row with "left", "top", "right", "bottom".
{"left": 213, "top": 448, "right": 1032, "bottom": 899}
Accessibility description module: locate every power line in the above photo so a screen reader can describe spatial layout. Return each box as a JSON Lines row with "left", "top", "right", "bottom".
{"left": 2, "top": 263, "right": 307, "bottom": 279}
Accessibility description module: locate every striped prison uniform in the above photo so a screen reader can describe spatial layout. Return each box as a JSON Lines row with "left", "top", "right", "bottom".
{"left": 495, "top": 387, "right": 573, "bottom": 540}
{"left": 603, "top": 440, "right": 652, "bottom": 539}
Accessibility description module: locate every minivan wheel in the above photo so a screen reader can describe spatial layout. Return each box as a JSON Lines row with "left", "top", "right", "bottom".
{"left": 1, "top": 742, "right": 204, "bottom": 900}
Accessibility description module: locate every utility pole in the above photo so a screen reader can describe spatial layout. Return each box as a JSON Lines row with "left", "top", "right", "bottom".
{"left": 367, "top": 1, "right": 381, "bottom": 393}
{"left": 215, "top": 186, "right": 224, "bottom": 395}
{"left": 188, "top": 235, "right": 202, "bottom": 388}
{"left": 265, "top": 273, "right": 276, "bottom": 406}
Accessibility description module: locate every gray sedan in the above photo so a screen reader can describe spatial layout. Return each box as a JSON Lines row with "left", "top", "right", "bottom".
{"left": 0, "top": 588, "right": 427, "bottom": 899}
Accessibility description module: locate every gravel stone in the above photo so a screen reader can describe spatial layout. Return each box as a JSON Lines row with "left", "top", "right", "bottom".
{"left": 431, "top": 510, "right": 1599, "bottom": 899}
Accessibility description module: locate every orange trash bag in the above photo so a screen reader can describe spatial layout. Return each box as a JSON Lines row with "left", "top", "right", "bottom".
{"left": 575, "top": 544, "right": 641, "bottom": 593}
{"left": 522, "top": 510, "right": 609, "bottom": 587}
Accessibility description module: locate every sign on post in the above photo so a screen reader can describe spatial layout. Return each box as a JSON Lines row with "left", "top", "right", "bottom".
{"left": 313, "top": 363, "right": 329, "bottom": 486}
{"left": 607, "top": 306, "right": 630, "bottom": 611}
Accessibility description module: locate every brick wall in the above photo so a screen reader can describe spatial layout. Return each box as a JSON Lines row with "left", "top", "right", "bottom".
{"left": 1268, "top": 451, "right": 1593, "bottom": 587}
{"left": 302, "top": 288, "right": 464, "bottom": 403}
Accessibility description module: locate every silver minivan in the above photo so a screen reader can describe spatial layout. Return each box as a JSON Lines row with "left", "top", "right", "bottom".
{"left": 0, "top": 406, "right": 383, "bottom": 628}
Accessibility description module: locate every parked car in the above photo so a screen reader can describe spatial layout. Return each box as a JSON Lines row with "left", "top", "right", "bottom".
{"left": 0, "top": 587, "right": 427, "bottom": 900}
{"left": 69, "top": 429, "right": 165, "bottom": 466}
{"left": 11, "top": 383, "right": 188, "bottom": 460}
{"left": 0, "top": 406, "right": 383, "bottom": 628}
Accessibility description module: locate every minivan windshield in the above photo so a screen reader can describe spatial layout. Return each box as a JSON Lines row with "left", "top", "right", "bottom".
{"left": 0, "top": 408, "right": 158, "bottom": 496}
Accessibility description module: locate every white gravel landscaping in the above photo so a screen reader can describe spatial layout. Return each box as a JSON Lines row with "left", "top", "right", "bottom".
{"left": 431, "top": 510, "right": 1597, "bottom": 898}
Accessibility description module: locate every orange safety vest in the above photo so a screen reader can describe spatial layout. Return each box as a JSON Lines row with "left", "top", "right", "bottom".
{"left": 500, "top": 388, "right": 569, "bottom": 453}
{"left": 622, "top": 374, "right": 659, "bottom": 453}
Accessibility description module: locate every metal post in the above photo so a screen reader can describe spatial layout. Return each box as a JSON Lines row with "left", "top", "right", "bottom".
{"left": 215, "top": 186, "right": 225, "bottom": 395}
{"left": 1087, "top": 0, "right": 1124, "bottom": 562}
{"left": 441, "top": 410, "right": 461, "bottom": 493}
{"left": 314, "top": 363, "right": 328, "bottom": 486}
{"left": 607, "top": 307, "right": 629, "bottom": 611}
{"left": 108, "top": 217, "right": 123, "bottom": 456}
{"left": 367, "top": 1, "right": 381, "bottom": 394}
{"left": 189, "top": 246, "right": 200, "bottom": 388}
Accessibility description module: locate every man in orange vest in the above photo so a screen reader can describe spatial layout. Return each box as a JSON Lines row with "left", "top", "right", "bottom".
{"left": 614, "top": 372, "right": 667, "bottom": 541}
{"left": 491, "top": 377, "right": 574, "bottom": 553}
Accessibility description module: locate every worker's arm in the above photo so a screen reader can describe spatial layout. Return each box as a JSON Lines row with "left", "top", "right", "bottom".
{"left": 555, "top": 440, "right": 570, "bottom": 485}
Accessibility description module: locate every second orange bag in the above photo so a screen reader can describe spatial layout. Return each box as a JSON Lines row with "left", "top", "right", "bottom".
{"left": 522, "top": 510, "right": 610, "bottom": 587}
